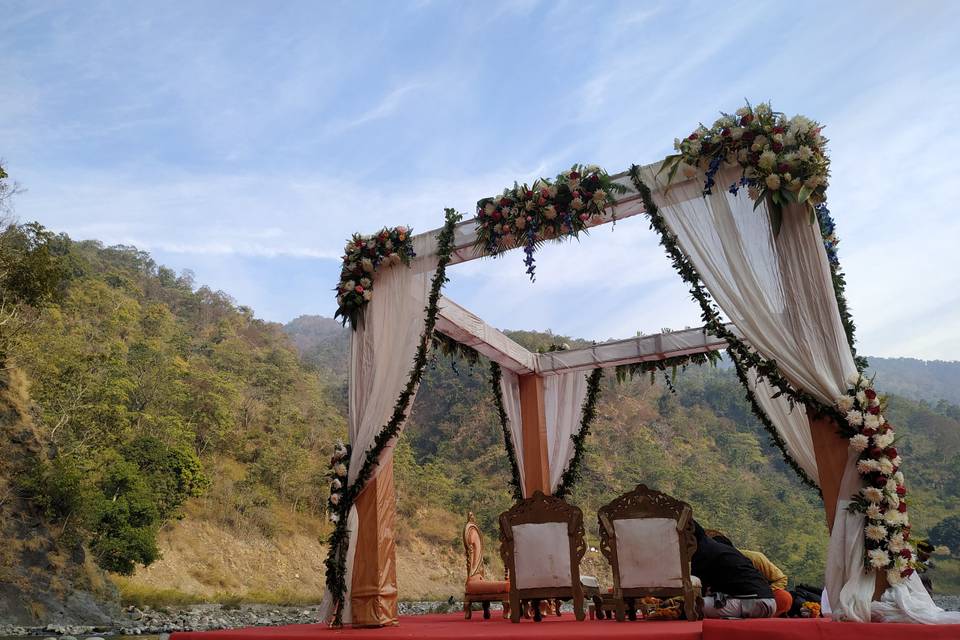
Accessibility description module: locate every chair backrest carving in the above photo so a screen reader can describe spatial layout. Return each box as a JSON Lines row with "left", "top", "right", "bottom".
{"left": 499, "top": 491, "right": 586, "bottom": 592}
{"left": 598, "top": 484, "right": 696, "bottom": 591}
{"left": 463, "top": 512, "right": 485, "bottom": 580}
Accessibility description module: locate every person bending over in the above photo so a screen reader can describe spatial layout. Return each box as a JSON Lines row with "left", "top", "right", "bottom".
{"left": 707, "top": 531, "right": 792, "bottom": 617}
{"left": 691, "top": 521, "right": 776, "bottom": 618}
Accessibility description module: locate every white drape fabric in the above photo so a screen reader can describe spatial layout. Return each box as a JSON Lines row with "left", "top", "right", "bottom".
{"left": 643, "top": 165, "right": 956, "bottom": 624}
{"left": 746, "top": 368, "right": 820, "bottom": 485}
{"left": 499, "top": 368, "right": 526, "bottom": 493}
{"left": 544, "top": 372, "right": 589, "bottom": 492}
{"left": 319, "top": 235, "right": 438, "bottom": 625}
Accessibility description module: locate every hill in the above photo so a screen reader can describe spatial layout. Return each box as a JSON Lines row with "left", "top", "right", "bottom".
{"left": 1, "top": 221, "right": 958, "bottom": 625}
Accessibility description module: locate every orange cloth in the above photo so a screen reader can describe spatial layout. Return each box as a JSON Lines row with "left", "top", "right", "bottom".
{"left": 465, "top": 576, "right": 510, "bottom": 596}
{"left": 773, "top": 588, "right": 793, "bottom": 617}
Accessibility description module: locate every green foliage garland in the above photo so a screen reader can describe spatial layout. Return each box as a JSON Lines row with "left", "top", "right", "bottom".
{"left": 614, "top": 349, "right": 722, "bottom": 391}
{"left": 728, "top": 350, "right": 821, "bottom": 493}
{"left": 488, "top": 362, "right": 525, "bottom": 502}
{"left": 553, "top": 367, "right": 604, "bottom": 500}
{"left": 324, "top": 208, "right": 462, "bottom": 626}
{"left": 431, "top": 330, "right": 482, "bottom": 374}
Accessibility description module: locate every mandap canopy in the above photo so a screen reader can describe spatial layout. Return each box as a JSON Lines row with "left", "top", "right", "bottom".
{"left": 319, "top": 102, "right": 960, "bottom": 628}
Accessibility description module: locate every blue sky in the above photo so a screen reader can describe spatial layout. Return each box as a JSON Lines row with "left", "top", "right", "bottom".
{"left": 3, "top": 0, "right": 959, "bottom": 359}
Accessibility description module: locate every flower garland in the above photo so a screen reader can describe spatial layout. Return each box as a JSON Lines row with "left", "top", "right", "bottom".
{"left": 489, "top": 362, "right": 525, "bottom": 502}
{"left": 553, "top": 367, "right": 604, "bottom": 500}
{"left": 324, "top": 209, "right": 461, "bottom": 626}
{"left": 474, "top": 164, "right": 628, "bottom": 280}
{"left": 660, "top": 101, "right": 829, "bottom": 237}
{"left": 334, "top": 226, "right": 416, "bottom": 329}
{"left": 837, "top": 373, "right": 921, "bottom": 585}
{"left": 326, "top": 441, "right": 350, "bottom": 523}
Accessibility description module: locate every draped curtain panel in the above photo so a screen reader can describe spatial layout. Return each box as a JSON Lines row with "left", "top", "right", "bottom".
{"left": 641, "top": 165, "right": 957, "bottom": 623}
{"left": 499, "top": 368, "right": 526, "bottom": 493}
{"left": 322, "top": 234, "right": 438, "bottom": 626}
{"left": 544, "top": 371, "right": 589, "bottom": 492}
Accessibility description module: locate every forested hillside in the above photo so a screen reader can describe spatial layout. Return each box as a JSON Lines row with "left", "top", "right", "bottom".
{"left": 2, "top": 217, "right": 958, "bottom": 623}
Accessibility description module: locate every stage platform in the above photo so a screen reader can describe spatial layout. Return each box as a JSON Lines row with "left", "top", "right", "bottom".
{"left": 171, "top": 613, "right": 960, "bottom": 640}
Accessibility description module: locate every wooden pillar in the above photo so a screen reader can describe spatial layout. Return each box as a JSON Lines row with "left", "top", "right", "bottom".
{"left": 808, "top": 415, "right": 849, "bottom": 532}
{"left": 350, "top": 456, "right": 399, "bottom": 627}
{"left": 808, "top": 415, "right": 888, "bottom": 600}
{"left": 518, "top": 374, "right": 551, "bottom": 496}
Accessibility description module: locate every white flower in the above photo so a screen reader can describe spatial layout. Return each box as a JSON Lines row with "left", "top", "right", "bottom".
{"left": 885, "top": 510, "right": 905, "bottom": 526}
{"left": 837, "top": 395, "right": 855, "bottom": 412}
{"left": 888, "top": 533, "right": 906, "bottom": 553}
{"left": 879, "top": 414, "right": 886, "bottom": 426}
{"left": 330, "top": 513, "right": 340, "bottom": 523}
{"left": 865, "top": 524, "right": 888, "bottom": 541}
{"left": 360, "top": 278, "right": 372, "bottom": 288}
{"left": 784, "top": 133, "right": 797, "bottom": 147}
{"left": 756, "top": 103, "right": 773, "bottom": 117}
{"left": 543, "top": 205, "right": 557, "bottom": 219}
{"left": 892, "top": 455, "right": 902, "bottom": 468}
{"left": 856, "top": 390, "right": 867, "bottom": 405}
{"left": 585, "top": 164, "right": 600, "bottom": 174}
{"left": 847, "top": 372, "right": 863, "bottom": 387}
{"left": 765, "top": 174, "right": 781, "bottom": 190}
{"left": 866, "top": 504, "right": 883, "bottom": 520}
{"left": 334, "top": 463, "right": 348, "bottom": 477}
{"left": 857, "top": 459, "right": 880, "bottom": 474}
{"left": 888, "top": 493, "right": 900, "bottom": 508}
{"left": 886, "top": 479, "right": 898, "bottom": 493}
{"left": 868, "top": 548, "right": 890, "bottom": 569}
{"left": 849, "top": 434, "right": 870, "bottom": 452}
{"left": 331, "top": 478, "right": 343, "bottom": 491}
{"left": 731, "top": 127, "right": 745, "bottom": 140}
{"left": 863, "top": 487, "right": 884, "bottom": 503}
{"left": 363, "top": 290, "right": 373, "bottom": 302}
{"left": 592, "top": 189, "right": 607, "bottom": 204}
{"left": 714, "top": 116, "right": 735, "bottom": 129}
{"left": 887, "top": 569, "right": 903, "bottom": 586}
{"left": 344, "top": 280, "right": 356, "bottom": 291}
{"left": 329, "top": 492, "right": 341, "bottom": 505}
{"left": 361, "top": 258, "right": 374, "bottom": 273}
{"left": 864, "top": 414, "right": 880, "bottom": 430}
{"left": 878, "top": 457, "right": 895, "bottom": 475}
{"left": 874, "top": 432, "right": 894, "bottom": 449}
{"left": 736, "top": 106, "right": 752, "bottom": 118}
{"left": 894, "top": 472, "right": 904, "bottom": 485}
{"left": 846, "top": 411, "right": 864, "bottom": 427}
{"left": 758, "top": 150, "right": 777, "bottom": 171}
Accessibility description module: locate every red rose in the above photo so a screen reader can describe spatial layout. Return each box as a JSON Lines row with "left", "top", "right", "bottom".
{"left": 865, "top": 389, "right": 877, "bottom": 400}
{"left": 688, "top": 133, "right": 699, "bottom": 140}
{"left": 898, "top": 502, "right": 908, "bottom": 513}
{"left": 526, "top": 190, "right": 534, "bottom": 198}
{"left": 777, "top": 163, "right": 789, "bottom": 173}
{"left": 884, "top": 447, "right": 898, "bottom": 458}
{"left": 721, "top": 128, "right": 731, "bottom": 137}
{"left": 863, "top": 427, "right": 877, "bottom": 437}
{"left": 868, "top": 405, "right": 880, "bottom": 415}
{"left": 741, "top": 114, "right": 754, "bottom": 125}
{"left": 355, "top": 285, "right": 364, "bottom": 293}
{"left": 901, "top": 568, "right": 914, "bottom": 578}
{"left": 773, "top": 126, "right": 785, "bottom": 134}
{"left": 873, "top": 475, "right": 887, "bottom": 488}
{"left": 500, "top": 197, "right": 511, "bottom": 206}
{"left": 900, "top": 548, "right": 912, "bottom": 559}
{"left": 869, "top": 446, "right": 884, "bottom": 459}
{"left": 541, "top": 189, "right": 550, "bottom": 198}
{"left": 896, "top": 485, "right": 907, "bottom": 496}
{"left": 492, "top": 211, "right": 501, "bottom": 220}
{"left": 772, "top": 142, "right": 783, "bottom": 153}
{"left": 569, "top": 171, "right": 580, "bottom": 180}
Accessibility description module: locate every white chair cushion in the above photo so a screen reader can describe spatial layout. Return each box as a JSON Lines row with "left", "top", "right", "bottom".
{"left": 614, "top": 517, "right": 684, "bottom": 588}
{"left": 512, "top": 522, "right": 572, "bottom": 590}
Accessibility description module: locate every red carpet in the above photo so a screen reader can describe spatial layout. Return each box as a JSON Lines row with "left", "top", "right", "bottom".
{"left": 171, "top": 613, "right": 960, "bottom": 640}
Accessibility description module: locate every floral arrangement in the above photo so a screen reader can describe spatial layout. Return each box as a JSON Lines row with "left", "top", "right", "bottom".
{"left": 334, "top": 226, "right": 416, "bottom": 329}
{"left": 660, "top": 101, "right": 830, "bottom": 236}
{"left": 837, "top": 372, "right": 921, "bottom": 585}
{"left": 800, "top": 602, "right": 822, "bottom": 618}
{"left": 327, "top": 441, "right": 350, "bottom": 523}
{"left": 474, "top": 164, "right": 628, "bottom": 280}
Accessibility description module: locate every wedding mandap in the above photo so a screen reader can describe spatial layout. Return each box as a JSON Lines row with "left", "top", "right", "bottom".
{"left": 182, "top": 102, "right": 960, "bottom": 640}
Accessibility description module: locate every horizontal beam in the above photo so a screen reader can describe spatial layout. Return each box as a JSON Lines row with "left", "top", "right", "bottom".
{"left": 414, "top": 159, "right": 694, "bottom": 265}
{"left": 435, "top": 297, "right": 538, "bottom": 374}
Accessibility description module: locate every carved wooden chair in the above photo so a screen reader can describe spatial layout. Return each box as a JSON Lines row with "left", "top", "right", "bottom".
{"left": 463, "top": 512, "right": 510, "bottom": 619}
{"left": 499, "top": 491, "right": 586, "bottom": 623}
{"left": 598, "top": 484, "right": 702, "bottom": 622}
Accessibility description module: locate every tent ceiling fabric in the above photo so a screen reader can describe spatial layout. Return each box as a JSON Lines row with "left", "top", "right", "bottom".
{"left": 436, "top": 295, "right": 729, "bottom": 375}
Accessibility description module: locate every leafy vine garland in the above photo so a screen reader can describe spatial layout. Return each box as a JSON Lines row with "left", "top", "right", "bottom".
{"left": 475, "top": 165, "right": 628, "bottom": 280}
{"left": 334, "top": 226, "right": 416, "bottom": 329}
{"left": 614, "top": 349, "right": 721, "bottom": 393}
{"left": 553, "top": 367, "right": 603, "bottom": 500}
{"left": 324, "top": 209, "right": 461, "bottom": 626}
{"left": 489, "top": 362, "right": 525, "bottom": 502}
